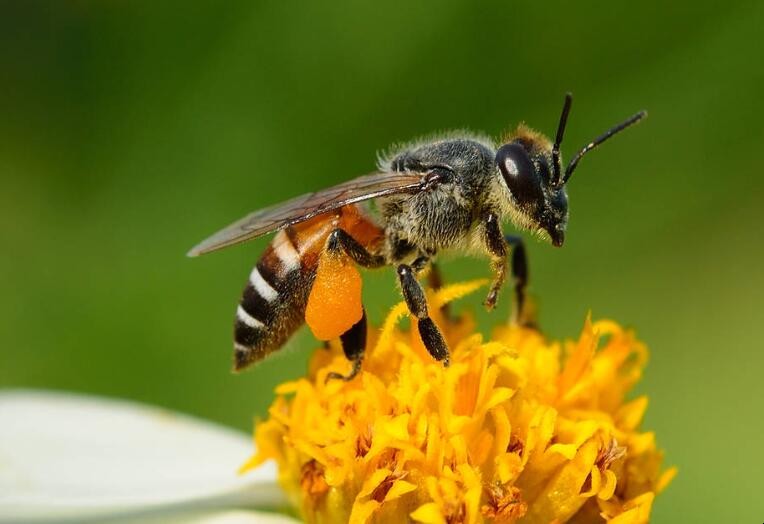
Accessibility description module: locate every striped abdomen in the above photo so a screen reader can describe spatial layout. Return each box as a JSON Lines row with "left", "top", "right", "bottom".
{"left": 233, "top": 227, "right": 319, "bottom": 371}
{"left": 232, "top": 206, "right": 382, "bottom": 371}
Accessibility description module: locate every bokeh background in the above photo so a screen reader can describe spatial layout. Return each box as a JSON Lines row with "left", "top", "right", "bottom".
{"left": 2, "top": 1, "right": 763, "bottom": 521}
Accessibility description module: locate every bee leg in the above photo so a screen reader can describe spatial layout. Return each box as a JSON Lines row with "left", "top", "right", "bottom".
{"left": 325, "top": 309, "right": 367, "bottom": 382}
{"left": 504, "top": 234, "right": 529, "bottom": 325}
{"left": 327, "top": 229, "right": 385, "bottom": 268}
{"left": 322, "top": 228, "right": 378, "bottom": 382}
{"left": 411, "top": 255, "right": 430, "bottom": 273}
{"left": 397, "top": 264, "right": 450, "bottom": 366}
{"left": 483, "top": 212, "right": 508, "bottom": 311}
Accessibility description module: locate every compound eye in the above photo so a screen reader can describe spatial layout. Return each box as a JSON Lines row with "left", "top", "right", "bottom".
{"left": 496, "top": 143, "right": 542, "bottom": 205}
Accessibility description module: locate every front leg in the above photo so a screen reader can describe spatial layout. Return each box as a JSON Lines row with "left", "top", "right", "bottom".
{"left": 482, "top": 214, "right": 530, "bottom": 325}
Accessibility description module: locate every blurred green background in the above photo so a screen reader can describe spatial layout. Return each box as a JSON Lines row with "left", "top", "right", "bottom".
{"left": 1, "top": 1, "right": 762, "bottom": 521}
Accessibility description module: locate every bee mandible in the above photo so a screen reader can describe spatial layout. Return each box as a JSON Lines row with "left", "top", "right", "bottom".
{"left": 189, "top": 93, "right": 646, "bottom": 380}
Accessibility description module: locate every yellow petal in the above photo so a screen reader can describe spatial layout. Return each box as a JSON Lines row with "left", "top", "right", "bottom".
{"left": 431, "top": 279, "right": 488, "bottom": 309}
{"left": 483, "top": 387, "right": 514, "bottom": 412}
{"left": 274, "top": 380, "right": 301, "bottom": 395}
{"left": 609, "top": 492, "right": 655, "bottom": 524}
{"left": 490, "top": 406, "right": 511, "bottom": 458}
{"left": 657, "top": 466, "right": 678, "bottom": 493}
{"left": 557, "top": 313, "right": 596, "bottom": 397}
{"left": 524, "top": 439, "right": 598, "bottom": 522}
{"left": 385, "top": 480, "right": 417, "bottom": 502}
{"left": 616, "top": 396, "right": 648, "bottom": 431}
{"left": 598, "top": 469, "right": 618, "bottom": 500}
{"left": 349, "top": 499, "right": 380, "bottom": 524}
{"left": 496, "top": 452, "right": 523, "bottom": 484}
{"left": 580, "top": 466, "right": 601, "bottom": 498}
{"left": 410, "top": 502, "right": 447, "bottom": 524}
{"left": 450, "top": 434, "right": 469, "bottom": 465}
{"left": 629, "top": 431, "right": 656, "bottom": 455}
{"left": 356, "top": 469, "right": 392, "bottom": 499}
{"left": 523, "top": 406, "right": 557, "bottom": 463}
{"left": 373, "top": 301, "right": 409, "bottom": 354}
{"left": 546, "top": 443, "right": 577, "bottom": 460}
{"left": 469, "top": 430, "right": 494, "bottom": 467}
{"left": 384, "top": 413, "right": 411, "bottom": 441}
{"left": 456, "top": 464, "right": 483, "bottom": 524}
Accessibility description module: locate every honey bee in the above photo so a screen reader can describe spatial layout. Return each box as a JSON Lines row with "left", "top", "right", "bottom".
{"left": 189, "top": 94, "right": 646, "bottom": 381}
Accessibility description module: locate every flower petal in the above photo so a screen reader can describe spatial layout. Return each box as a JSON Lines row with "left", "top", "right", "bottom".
{"left": 410, "top": 502, "right": 446, "bottom": 524}
{"left": 0, "top": 390, "right": 284, "bottom": 522}
{"left": 248, "top": 287, "right": 673, "bottom": 524}
{"left": 121, "top": 509, "right": 300, "bottom": 524}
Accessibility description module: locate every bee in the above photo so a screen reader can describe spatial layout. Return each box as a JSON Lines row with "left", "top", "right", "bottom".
{"left": 188, "top": 93, "right": 646, "bottom": 381}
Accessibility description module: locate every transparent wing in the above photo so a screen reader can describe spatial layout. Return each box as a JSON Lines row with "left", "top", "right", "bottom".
{"left": 187, "top": 171, "right": 430, "bottom": 256}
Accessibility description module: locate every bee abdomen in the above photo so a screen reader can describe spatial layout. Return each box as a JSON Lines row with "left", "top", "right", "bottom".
{"left": 233, "top": 230, "right": 316, "bottom": 371}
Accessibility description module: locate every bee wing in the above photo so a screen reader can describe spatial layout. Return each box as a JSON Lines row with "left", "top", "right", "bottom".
{"left": 187, "top": 171, "right": 431, "bottom": 256}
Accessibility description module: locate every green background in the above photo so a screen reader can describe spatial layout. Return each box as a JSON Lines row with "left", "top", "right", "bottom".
{"left": 2, "top": 1, "right": 762, "bottom": 521}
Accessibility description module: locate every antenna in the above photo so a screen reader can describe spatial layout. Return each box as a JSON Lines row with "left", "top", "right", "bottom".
{"left": 552, "top": 93, "right": 573, "bottom": 187}
{"left": 563, "top": 110, "right": 648, "bottom": 184}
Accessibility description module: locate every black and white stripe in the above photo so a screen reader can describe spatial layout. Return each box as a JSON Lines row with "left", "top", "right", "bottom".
{"left": 232, "top": 231, "right": 314, "bottom": 371}
{"left": 272, "top": 230, "right": 301, "bottom": 274}
{"left": 234, "top": 263, "right": 280, "bottom": 347}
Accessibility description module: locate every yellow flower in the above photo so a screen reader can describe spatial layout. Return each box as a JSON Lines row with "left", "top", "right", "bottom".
{"left": 241, "top": 280, "right": 675, "bottom": 523}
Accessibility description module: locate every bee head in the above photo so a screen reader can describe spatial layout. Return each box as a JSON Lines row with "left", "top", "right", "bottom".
{"left": 495, "top": 93, "right": 646, "bottom": 247}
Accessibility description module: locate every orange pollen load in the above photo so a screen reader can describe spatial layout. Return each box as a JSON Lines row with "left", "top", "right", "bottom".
{"left": 305, "top": 250, "right": 364, "bottom": 340}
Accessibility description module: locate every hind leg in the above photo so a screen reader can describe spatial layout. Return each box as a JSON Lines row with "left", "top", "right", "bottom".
{"left": 325, "top": 309, "right": 367, "bottom": 382}
{"left": 326, "top": 229, "right": 385, "bottom": 268}
{"left": 321, "top": 229, "right": 382, "bottom": 382}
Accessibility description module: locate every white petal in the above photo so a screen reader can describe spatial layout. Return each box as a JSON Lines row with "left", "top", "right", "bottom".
{"left": 123, "top": 509, "right": 300, "bottom": 524}
{"left": 0, "top": 390, "right": 284, "bottom": 522}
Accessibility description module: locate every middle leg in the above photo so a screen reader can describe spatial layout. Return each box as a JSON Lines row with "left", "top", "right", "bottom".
{"left": 397, "top": 264, "right": 450, "bottom": 366}
{"left": 504, "top": 234, "right": 529, "bottom": 325}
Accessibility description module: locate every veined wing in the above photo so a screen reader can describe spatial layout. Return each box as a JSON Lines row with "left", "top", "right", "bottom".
{"left": 188, "top": 171, "right": 431, "bottom": 257}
